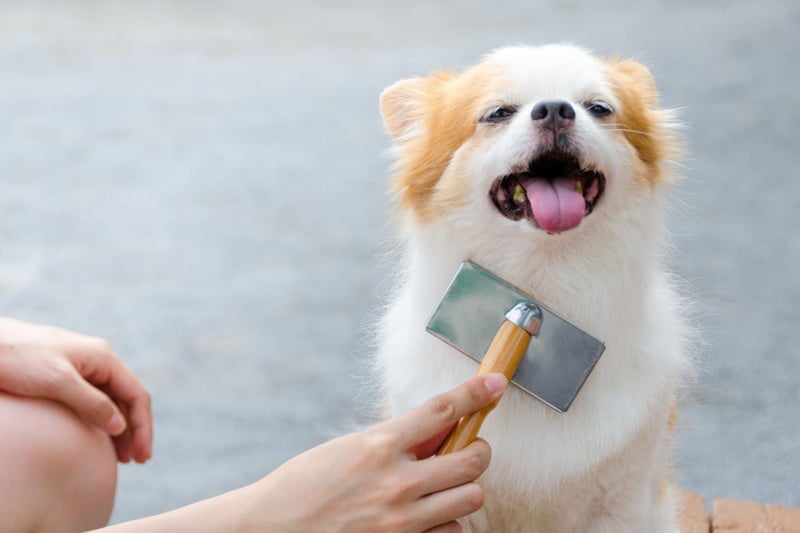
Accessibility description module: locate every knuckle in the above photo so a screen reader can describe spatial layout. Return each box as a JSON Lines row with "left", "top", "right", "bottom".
{"left": 468, "top": 380, "right": 485, "bottom": 403}
{"left": 39, "top": 360, "right": 75, "bottom": 394}
{"left": 362, "top": 429, "right": 403, "bottom": 459}
{"left": 90, "top": 336, "right": 115, "bottom": 355}
{"left": 473, "top": 439, "right": 492, "bottom": 468}
{"left": 430, "top": 395, "right": 456, "bottom": 420}
{"left": 131, "top": 386, "right": 152, "bottom": 410}
{"left": 142, "top": 390, "right": 152, "bottom": 408}
{"left": 464, "top": 483, "right": 485, "bottom": 511}
{"left": 378, "top": 428, "right": 404, "bottom": 450}
{"left": 463, "top": 450, "right": 486, "bottom": 477}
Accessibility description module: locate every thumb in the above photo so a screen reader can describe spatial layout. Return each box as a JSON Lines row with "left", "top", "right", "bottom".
{"left": 55, "top": 370, "right": 127, "bottom": 436}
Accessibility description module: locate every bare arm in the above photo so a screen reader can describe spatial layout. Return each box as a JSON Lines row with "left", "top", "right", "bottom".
{"left": 97, "top": 373, "right": 507, "bottom": 533}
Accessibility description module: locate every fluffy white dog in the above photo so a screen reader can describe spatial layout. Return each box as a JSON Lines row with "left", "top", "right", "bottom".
{"left": 375, "top": 44, "right": 692, "bottom": 532}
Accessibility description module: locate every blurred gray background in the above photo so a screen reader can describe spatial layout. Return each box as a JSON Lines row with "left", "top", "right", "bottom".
{"left": 0, "top": 0, "right": 797, "bottom": 524}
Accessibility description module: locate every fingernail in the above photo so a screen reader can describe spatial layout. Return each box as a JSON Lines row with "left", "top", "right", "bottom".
{"left": 105, "top": 412, "right": 126, "bottom": 436}
{"left": 483, "top": 373, "right": 507, "bottom": 394}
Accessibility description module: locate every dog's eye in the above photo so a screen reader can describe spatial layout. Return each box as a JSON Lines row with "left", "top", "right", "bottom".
{"left": 480, "top": 106, "right": 518, "bottom": 124}
{"left": 583, "top": 101, "right": 614, "bottom": 118}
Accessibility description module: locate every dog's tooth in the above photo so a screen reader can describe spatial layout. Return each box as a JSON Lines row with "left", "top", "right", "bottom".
{"left": 513, "top": 184, "right": 526, "bottom": 204}
{"left": 575, "top": 180, "right": 583, "bottom": 194}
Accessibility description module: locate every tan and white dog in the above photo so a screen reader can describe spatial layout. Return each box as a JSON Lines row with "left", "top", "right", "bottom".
{"left": 375, "top": 44, "right": 692, "bottom": 532}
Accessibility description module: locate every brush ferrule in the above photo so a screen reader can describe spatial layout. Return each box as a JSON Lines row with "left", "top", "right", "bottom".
{"left": 505, "top": 302, "right": 543, "bottom": 336}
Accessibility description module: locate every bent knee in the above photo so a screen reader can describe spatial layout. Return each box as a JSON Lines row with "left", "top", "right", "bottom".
{"left": 0, "top": 392, "right": 118, "bottom": 532}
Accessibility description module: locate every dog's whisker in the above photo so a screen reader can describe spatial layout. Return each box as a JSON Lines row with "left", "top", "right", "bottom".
{"left": 604, "top": 126, "right": 655, "bottom": 136}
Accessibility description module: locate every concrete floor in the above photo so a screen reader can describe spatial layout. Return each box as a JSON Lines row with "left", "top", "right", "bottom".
{"left": 0, "top": 0, "right": 797, "bottom": 524}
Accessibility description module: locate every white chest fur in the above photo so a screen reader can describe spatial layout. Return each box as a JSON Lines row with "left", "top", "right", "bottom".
{"left": 374, "top": 209, "right": 690, "bottom": 531}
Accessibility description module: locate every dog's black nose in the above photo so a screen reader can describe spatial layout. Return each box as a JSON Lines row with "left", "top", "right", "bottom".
{"left": 531, "top": 100, "right": 576, "bottom": 123}
{"left": 531, "top": 100, "right": 575, "bottom": 149}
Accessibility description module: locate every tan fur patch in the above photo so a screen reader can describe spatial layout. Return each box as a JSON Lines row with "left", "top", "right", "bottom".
{"left": 668, "top": 403, "right": 679, "bottom": 432}
{"left": 603, "top": 59, "right": 680, "bottom": 187}
{"left": 381, "top": 64, "right": 503, "bottom": 222}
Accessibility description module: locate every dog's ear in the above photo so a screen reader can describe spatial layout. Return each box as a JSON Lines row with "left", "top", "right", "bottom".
{"left": 381, "top": 72, "right": 460, "bottom": 143}
{"left": 604, "top": 58, "right": 681, "bottom": 184}
{"left": 380, "top": 77, "right": 430, "bottom": 141}
{"left": 607, "top": 59, "right": 660, "bottom": 108}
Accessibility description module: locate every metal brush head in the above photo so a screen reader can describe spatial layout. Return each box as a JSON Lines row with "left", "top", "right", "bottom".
{"left": 426, "top": 261, "right": 605, "bottom": 412}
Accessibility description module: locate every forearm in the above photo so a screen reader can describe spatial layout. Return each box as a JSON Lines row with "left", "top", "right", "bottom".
{"left": 93, "top": 485, "right": 258, "bottom": 533}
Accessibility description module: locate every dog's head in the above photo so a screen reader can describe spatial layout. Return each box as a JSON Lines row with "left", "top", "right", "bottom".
{"left": 380, "top": 44, "right": 678, "bottom": 241}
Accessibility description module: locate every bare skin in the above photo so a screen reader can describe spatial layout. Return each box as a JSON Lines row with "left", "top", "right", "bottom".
{"left": 0, "top": 392, "right": 119, "bottom": 532}
{"left": 0, "top": 316, "right": 153, "bottom": 532}
{"left": 96, "top": 374, "right": 507, "bottom": 533}
{"left": 0, "top": 316, "right": 505, "bottom": 532}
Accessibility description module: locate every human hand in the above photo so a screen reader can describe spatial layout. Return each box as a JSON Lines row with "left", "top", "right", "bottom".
{"left": 0, "top": 317, "right": 152, "bottom": 463}
{"left": 250, "top": 373, "right": 508, "bottom": 533}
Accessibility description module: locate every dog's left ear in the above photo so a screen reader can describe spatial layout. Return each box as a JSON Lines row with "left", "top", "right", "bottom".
{"left": 605, "top": 59, "right": 660, "bottom": 108}
{"left": 604, "top": 58, "right": 681, "bottom": 183}
{"left": 380, "top": 77, "right": 430, "bottom": 141}
{"left": 381, "top": 72, "right": 457, "bottom": 142}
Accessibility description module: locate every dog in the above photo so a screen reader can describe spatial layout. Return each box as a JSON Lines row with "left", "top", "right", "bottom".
{"left": 375, "top": 44, "right": 693, "bottom": 532}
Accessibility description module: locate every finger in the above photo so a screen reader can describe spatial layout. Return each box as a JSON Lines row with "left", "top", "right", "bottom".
{"left": 103, "top": 378, "right": 150, "bottom": 463}
{"left": 113, "top": 432, "right": 132, "bottom": 463}
{"left": 424, "top": 521, "right": 462, "bottom": 533}
{"left": 413, "top": 482, "right": 484, "bottom": 532}
{"left": 70, "top": 344, "right": 153, "bottom": 462}
{"left": 413, "top": 439, "right": 491, "bottom": 497}
{"left": 112, "top": 401, "right": 133, "bottom": 463}
{"left": 49, "top": 365, "right": 127, "bottom": 436}
{"left": 389, "top": 374, "right": 507, "bottom": 451}
{"left": 125, "top": 393, "right": 153, "bottom": 463}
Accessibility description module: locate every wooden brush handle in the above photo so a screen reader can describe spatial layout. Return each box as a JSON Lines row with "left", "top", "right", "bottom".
{"left": 436, "top": 319, "right": 531, "bottom": 455}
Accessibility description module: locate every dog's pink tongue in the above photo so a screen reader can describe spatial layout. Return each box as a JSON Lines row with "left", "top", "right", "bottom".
{"left": 525, "top": 178, "right": 586, "bottom": 233}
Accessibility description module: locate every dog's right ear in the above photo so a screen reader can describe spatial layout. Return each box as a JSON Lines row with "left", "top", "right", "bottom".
{"left": 380, "top": 77, "right": 430, "bottom": 142}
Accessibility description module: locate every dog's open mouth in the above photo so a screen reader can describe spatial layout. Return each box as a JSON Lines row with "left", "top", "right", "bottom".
{"left": 489, "top": 151, "right": 606, "bottom": 233}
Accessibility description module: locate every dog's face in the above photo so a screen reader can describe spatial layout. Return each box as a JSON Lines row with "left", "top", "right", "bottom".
{"left": 381, "top": 45, "right": 677, "bottom": 239}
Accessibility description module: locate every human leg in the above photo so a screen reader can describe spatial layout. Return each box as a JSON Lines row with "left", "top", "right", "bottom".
{"left": 0, "top": 392, "right": 118, "bottom": 533}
